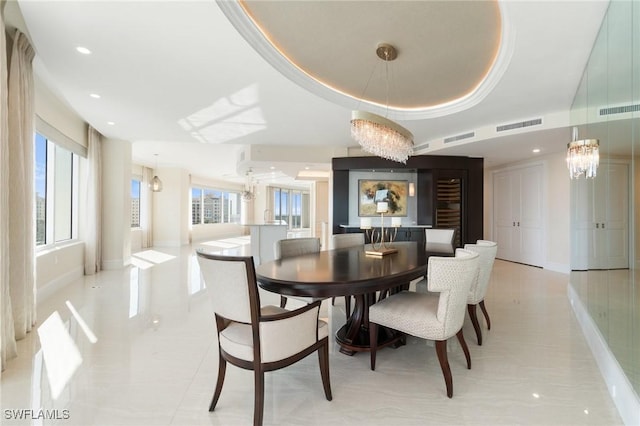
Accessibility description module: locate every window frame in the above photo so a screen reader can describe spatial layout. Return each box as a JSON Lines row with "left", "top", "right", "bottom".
{"left": 35, "top": 131, "right": 80, "bottom": 249}
{"left": 130, "top": 176, "right": 142, "bottom": 228}
{"left": 191, "top": 185, "right": 241, "bottom": 225}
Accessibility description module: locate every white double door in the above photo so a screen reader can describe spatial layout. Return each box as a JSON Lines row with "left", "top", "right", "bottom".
{"left": 493, "top": 164, "right": 544, "bottom": 267}
{"left": 570, "top": 161, "right": 629, "bottom": 270}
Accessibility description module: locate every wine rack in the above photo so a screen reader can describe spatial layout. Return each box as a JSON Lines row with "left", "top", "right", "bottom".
{"left": 436, "top": 179, "right": 461, "bottom": 247}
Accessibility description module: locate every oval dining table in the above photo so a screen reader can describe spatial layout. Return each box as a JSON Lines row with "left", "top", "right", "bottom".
{"left": 255, "top": 241, "right": 430, "bottom": 355}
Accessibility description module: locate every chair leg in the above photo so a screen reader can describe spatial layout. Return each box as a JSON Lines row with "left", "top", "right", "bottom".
{"left": 435, "top": 340, "right": 453, "bottom": 398}
{"left": 279, "top": 295, "right": 287, "bottom": 309}
{"left": 369, "top": 322, "right": 379, "bottom": 370}
{"left": 331, "top": 296, "right": 336, "bottom": 305}
{"left": 467, "top": 304, "right": 483, "bottom": 345}
{"left": 344, "top": 296, "right": 351, "bottom": 320}
{"left": 253, "top": 369, "right": 264, "bottom": 426}
{"left": 456, "top": 329, "right": 471, "bottom": 369}
{"left": 209, "top": 353, "right": 227, "bottom": 411}
{"left": 318, "top": 341, "right": 333, "bottom": 401}
{"left": 479, "top": 300, "right": 491, "bottom": 330}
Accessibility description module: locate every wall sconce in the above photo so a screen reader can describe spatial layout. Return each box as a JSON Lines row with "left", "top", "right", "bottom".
{"left": 409, "top": 182, "right": 415, "bottom": 197}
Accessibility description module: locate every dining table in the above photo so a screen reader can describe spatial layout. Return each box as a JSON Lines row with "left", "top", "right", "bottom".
{"left": 255, "top": 241, "right": 434, "bottom": 355}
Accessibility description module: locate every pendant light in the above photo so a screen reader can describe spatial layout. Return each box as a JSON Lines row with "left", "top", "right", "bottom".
{"left": 150, "top": 154, "right": 163, "bottom": 192}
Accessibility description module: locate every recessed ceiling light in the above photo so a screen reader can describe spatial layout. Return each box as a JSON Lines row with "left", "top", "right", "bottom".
{"left": 107, "top": 121, "right": 115, "bottom": 126}
{"left": 76, "top": 46, "right": 91, "bottom": 55}
{"left": 305, "top": 166, "right": 310, "bottom": 170}
{"left": 89, "top": 93, "right": 101, "bottom": 99}
{"left": 270, "top": 166, "right": 275, "bottom": 170}
{"left": 532, "top": 148, "right": 541, "bottom": 153}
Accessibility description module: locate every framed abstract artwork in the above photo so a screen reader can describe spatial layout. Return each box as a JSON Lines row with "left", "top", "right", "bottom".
{"left": 358, "top": 179, "right": 408, "bottom": 217}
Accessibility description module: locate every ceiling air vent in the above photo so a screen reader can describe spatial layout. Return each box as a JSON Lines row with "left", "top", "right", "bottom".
{"left": 444, "top": 131, "right": 475, "bottom": 144}
{"left": 413, "top": 143, "right": 429, "bottom": 151}
{"left": 599, "top": 104, "right": 640, "bottom": 116}
{"left": 496, "top": 118, "right": 542, "bottom": 132}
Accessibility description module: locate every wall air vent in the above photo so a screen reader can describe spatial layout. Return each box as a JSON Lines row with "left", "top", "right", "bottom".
{"left": 496, "top": 118, "right": 542, "bottom": 132}
{"left": 599, "top": 104, "right": 640, "bottom": 116}
{"left": 413, "top": 143, "right": 429, "bottom": 151}
{"left": 444, "top": 131, "right": 475, "bottom": 144}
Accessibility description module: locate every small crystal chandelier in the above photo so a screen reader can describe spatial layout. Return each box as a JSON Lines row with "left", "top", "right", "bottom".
{"left": 567, "top": 126, "right": 599, "bottom": 179}
{"left": 150, "top": 154, "right": 163, "bottom": 192}
{"left": 350, "top": 43, "right": 414, "bottom": 164}
{"left": 241, "top": 168, "right": 255, "bottom": 201}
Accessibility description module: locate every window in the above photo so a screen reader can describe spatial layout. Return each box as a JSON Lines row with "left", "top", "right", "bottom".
{"left": 131, "top": 179, "right": 141, "bottom": 228}
{"left": 191, "top": 186, "right": 240, "bottom": 225}
{"left": 35, "top": 132, "right": 79, "bottom": 246}
{"left": 271, "top": 186, "right": 310, "bottom": 229}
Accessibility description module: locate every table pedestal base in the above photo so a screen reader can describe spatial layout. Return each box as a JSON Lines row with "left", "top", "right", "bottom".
{"left": 336, "top": 324, "right": 405, "bottom": 356}
{"left": 334, "top": 290, "right": 407, "bottom": 356}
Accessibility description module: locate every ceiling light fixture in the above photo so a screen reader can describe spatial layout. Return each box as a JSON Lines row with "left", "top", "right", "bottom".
{"left": 150, "top": 154, "right": 163, "bottom": 192}
{"left": 567, "top": 126, "right": 599, "bottom": 179}
{"left": 350, "top": 43, "right": 414, "bottom": 164}
{"left": 76, "top": 46, "right": 91, "bottom": 55}
{"left": 89, "top": 93, "right": 100, "bottom": 99}
{"left": 241, "top": 168, "right": 256, "bottom": 201}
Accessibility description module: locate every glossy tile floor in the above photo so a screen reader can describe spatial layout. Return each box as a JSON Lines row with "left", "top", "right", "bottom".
{"left": 1, "top": 237, "right": 623, "bottom": 425}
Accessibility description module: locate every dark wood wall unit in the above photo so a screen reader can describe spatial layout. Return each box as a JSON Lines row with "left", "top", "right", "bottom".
{"left": 331, "top": 155, "right": 483, "bottom": 246}
{"left": 332, "top": 170, "right": 350, "bottom": 235}
{"left": 416, "top": 170, "right": 433, "bottom": 226}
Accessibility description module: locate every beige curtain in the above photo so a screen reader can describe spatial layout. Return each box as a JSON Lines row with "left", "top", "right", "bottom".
{"left": 83, "top": 126, "right": 102, "bottom": 274}
{"left": 4, "top": 29, "right": 36, "bottom": 365}
{"left": 0, "top": 0, "right": 17, "bottom": 371}
{"left": 8, "top": 30, "right": 36, "bottom": 341}
{"left": 141, "top": 166, "right": 153, "bottom": 248}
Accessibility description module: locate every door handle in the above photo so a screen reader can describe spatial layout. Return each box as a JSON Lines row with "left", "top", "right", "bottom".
{"left": 513, "top": 221, "right": 515, "bottom": 226}
{"left": 596, "top": 223, "right": 599, "bottom": 229}
{"left": 602, "top": 223, "right": 605, "bottom": 229}
{"left": 517, "top": 222, "right": 520, "bottom": 227}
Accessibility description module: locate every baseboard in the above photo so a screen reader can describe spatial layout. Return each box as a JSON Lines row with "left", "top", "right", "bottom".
{"left": 544, "top": 261, "right": 570, "bottom": 274}
{"left": 37, "top": 266, "right": 84, "bottom": 305}
{"left": 152, "top": 239, "right": 187, "bottom": 247}
{"left": 102, "top": 258, "right": 125, "bottom": 270}
{"left": 568, "top": 284, "right": 640, "bottom": 425}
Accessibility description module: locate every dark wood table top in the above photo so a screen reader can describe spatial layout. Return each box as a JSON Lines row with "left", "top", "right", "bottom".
{"left": 256, "top": 242, "right": 430, "bottom": 298}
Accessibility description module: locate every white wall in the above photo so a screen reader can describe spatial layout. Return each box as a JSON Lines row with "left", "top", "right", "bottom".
{"left": 153, "top": 168, "right": 190, "bottom": 247}
{"left": 36, "top": 242, "right": 85, "bottom": 303}
{"left": 313, "top": 181, "right": 329, "bottom": 246}
{"left": 102, "top": 138, "right": 132, "bottom": 268}
{"left": 544, "top": 151, "right": 571, "bottom": 272}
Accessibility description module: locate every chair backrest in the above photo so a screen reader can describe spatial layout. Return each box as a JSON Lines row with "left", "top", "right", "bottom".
{"left": 427, "top": 248, "right": 480, "bottom": 339}
{"left": 330, "top": 233, "right": 365, "bottom": 250}
{"left": 196, "top": 252, "right": 259, "bottom": 325}
{"left": 274, "top": 237, "right": 321, "bottom": 260}
{"left": 425, "top": 228, "right": 455, "bottom": 253}
{"left": 463, "top": 240, "right": 498, "bottom": 304}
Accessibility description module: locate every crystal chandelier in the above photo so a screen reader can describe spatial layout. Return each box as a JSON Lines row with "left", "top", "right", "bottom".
{"left": 566, "top": 127, "right": 599, "bottom": 179}
{"left": 241, "top": 168, "right": 255, "bottom": 201}
{"left": 350, "top": 43, "right": 414, "bottom": 164}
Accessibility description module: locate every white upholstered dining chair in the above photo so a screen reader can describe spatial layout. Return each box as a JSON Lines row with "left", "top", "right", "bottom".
{"left": 329, "top": 233, "right": 366, "bottom": 318}
{"left": 463, "top": 240, "right": 498, "bottom": 345}
{"left": 197, "top": 251, "right": 332, "bottom": 426}
{"left": 425, "top": 228, "right": 456, "bottom": 253}
{"left": 368, "top": 248, "right": 480, "bottom": 398}
{"left": 274, "top": 237, "right": 322, "bottom": 308}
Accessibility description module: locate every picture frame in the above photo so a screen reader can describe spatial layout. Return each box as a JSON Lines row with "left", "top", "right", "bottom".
{"left": 358, "top": 179, "right": 408, "bottom": 217}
